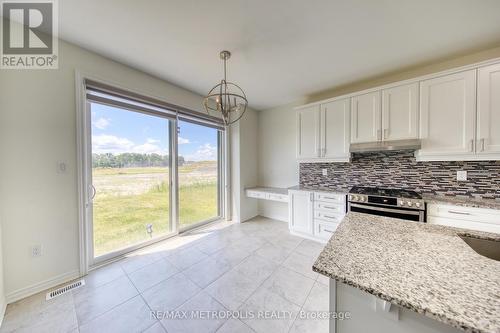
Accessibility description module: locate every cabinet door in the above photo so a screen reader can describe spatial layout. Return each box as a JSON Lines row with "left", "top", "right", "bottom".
{"left": 418, "top": 70, "right": 476, "bottom": 159}
{"left": 322, "top": 98, "right": 350, "bottom": 160}
{"left": 296, "top": 105, "right": 320, "bottom": 160}
{"left": 351, "top": 91, "right": 381, "bottom": 143}
{"left": 477, "top": 63, "right": 500, "bottom": 155}
{"left": 382, "top": 83, "right": 419, "bottom": 141}
{"left": 288, "top": 191, "right": 313, "bottom": 235}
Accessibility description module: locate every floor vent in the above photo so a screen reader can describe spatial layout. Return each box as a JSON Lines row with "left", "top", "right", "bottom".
{"left": 46, "top": 279, "right": 85, "bottom": 300}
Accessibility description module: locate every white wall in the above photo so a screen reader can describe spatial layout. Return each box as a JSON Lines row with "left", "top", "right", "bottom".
{"left": 257, "top": 102, "right": 302, "bottom": 221}
{"left": 0, "top": 35, "right": 257, "bottom": 302}
{"left": 231, "top": 109, "right": 259, "bottom": 223}
{"left": 0, "top": 223, "right": 6, "bottom": 324}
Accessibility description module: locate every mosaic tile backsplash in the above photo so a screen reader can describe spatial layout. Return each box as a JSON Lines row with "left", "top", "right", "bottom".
{"left": 299, "top": 151, "right": 500, "bottom": 200}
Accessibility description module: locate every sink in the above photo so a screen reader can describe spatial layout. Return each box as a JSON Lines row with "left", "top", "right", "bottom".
{"left": 459, "top": 235, "right": 500, "bottom": 261}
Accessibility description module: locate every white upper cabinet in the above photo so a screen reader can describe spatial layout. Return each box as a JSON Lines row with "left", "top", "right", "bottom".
{"left": 381, "top": 83, "right": 419, "bottom": 141}
{"left": 417, "top": 70, "right": 477, "bottom": 159}
{"left": 351, "top": 91, "right": 381, "bottom": 143}
{"left": 322, "top": 98, "right": 351, "bottom": 160}
{"left": 477, "top": 63, "right": 500, "bottom": 155}
{"left": 296, "top": 105, "right": 320, "bottom": 160}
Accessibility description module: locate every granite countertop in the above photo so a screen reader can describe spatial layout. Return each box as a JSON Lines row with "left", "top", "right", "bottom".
{"left": 423, "top": 195, "right": 500, "bottom": 210}
{"left": 313, "top": 212, "right": 500, "bottom": 333}
{"left": 287, "top": 185, "right": 349, "bottom": 194}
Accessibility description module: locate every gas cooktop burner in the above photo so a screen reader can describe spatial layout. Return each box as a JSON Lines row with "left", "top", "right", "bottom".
{"left": 349, "top": 186, "right": 422, "bottom": 199}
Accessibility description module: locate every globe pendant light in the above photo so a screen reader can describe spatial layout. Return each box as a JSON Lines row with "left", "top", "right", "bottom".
{"left": 203, "top": 51, "right": 248, "bottom": 125}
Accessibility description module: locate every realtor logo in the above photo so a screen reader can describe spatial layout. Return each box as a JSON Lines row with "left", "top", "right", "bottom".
{"left": 1, "top": 0, "right": 58, "bottom": 69}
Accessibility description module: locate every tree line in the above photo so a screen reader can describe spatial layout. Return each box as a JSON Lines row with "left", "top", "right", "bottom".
{"left": 92, "top": 153, "right": 185, "bottom": 168}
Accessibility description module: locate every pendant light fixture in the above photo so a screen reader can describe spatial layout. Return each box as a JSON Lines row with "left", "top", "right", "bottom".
{"left": 203, "top": 51, "right": 248, "bottom": 125}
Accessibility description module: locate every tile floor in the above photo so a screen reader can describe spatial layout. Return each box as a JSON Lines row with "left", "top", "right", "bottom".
{"left": 0, "top": 217, "right": 329, "bottom": 333}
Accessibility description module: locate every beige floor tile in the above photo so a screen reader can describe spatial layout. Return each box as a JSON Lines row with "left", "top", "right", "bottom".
{"left": 161, "top": 291, "right": 227, "bottom": 333}
{"left": 216, "top": 319, "right": 255, "bottom": 333}
{"left": 79, "top": 296, "right": 156, "bottom": 333}
{"left": 167, "top": 247, "right": 208, "bottom": 271}
{"left": 205, "top": 270, "right": 260, "bottom": 311}
{"left": 183, "top": 257, "right": 231, "bottom": 288}
{"left": 282, "top": 252, "right": 318, "bottom": 280}
{"left": 141, "top": 273, "right": 200, "bottom": 312}
{"left": 128, "top": 258, "right": 179, "bottom": 292}
{"left": 262, "top": 266, "right": 316, "bottom": 306}
{"left": 73, "top": 275, "right": 138, "bottom": 325}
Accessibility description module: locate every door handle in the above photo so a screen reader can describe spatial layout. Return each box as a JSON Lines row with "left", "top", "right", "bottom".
{"left": 90, "top": 184, "right": 96, "bottom": 201}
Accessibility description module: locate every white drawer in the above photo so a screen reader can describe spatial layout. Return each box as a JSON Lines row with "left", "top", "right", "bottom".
{"left": 314, "top": 201, "right": 345, "bottom": 214}
{"left": 428, "top": 204, "right": 500, "bottom": 225}
{"left": 246, "top": 190, "right": 266, "bottom": 199}
{"left": 314, "top": 221, "right": 339, "bottom": 241}
{"left": 428, "top": 216, "right": 500, "bottom": 234}
{"left": 268, "top": 193, "right": 289, "bottom": 203}
{"left": 314, "top": 192, "right": 346, "bottom": 204}
{"left": 314, "top": 211, "right": 344, "bottom": 223}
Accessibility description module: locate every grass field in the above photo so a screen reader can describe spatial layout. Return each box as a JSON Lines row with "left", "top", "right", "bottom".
{"left": 92, "top": 162, "right": 218, "bottom": 256}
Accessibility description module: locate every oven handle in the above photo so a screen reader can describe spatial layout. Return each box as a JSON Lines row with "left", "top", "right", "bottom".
{"left": 349, "top": 203, "right": 422, "bottom": 216}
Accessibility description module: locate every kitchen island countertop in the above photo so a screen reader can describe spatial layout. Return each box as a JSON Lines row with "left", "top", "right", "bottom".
{"left": 313, "top": 212, "right": 500, "bottom": 333}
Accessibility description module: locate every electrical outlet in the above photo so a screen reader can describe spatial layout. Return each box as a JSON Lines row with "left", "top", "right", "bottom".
{"left": 322, "top": 169, "right": 328, "bottom": 176}
{"left": 457, "top": 171, "right": 467, "bottom": 181}
{"left": 32, "top": 245, "right": 42, "bottom": 257}
{"left": 57, "top": 161, "right": 67, "bottom": 174}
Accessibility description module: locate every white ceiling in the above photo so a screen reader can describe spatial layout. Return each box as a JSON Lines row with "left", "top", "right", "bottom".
{"left": 59, "top": 0, "right": 500, "bottom": 110}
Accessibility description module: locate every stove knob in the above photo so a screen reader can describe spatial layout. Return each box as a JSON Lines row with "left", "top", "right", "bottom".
{"left": 407, "top": 201, "right": 413, "bottom": 207}
{"left": 359, "top": 196, "right": 365, "bottom": 202}
{"left": 353, "top": 195, "right": 359, "bottom": 201}
{"left": 399, "top": 200, "right": 405, "bottom": 206}
{"left": 415, "top": 202, "right": 421, "bottom": 208}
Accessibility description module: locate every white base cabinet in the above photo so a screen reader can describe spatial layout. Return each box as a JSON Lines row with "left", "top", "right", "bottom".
{"left": 289, "top": 190, "right": 346, "bottom": 242}
{"left": 427, "top": 204, "right": 500, "bottom": 234}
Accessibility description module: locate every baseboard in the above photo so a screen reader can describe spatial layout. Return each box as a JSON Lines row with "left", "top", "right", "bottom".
{"left": 5, "top": 269, "right": 80, "bottom": 304}
{"left": 0, "top": 297, "right": 6, "bottom": 327}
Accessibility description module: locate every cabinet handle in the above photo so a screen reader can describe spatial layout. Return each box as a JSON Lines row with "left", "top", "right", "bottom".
{"left": 469, "top": 139, "right": 474, "bottom": 152}
{"left": 377, "top": 129, "right": 382, "bottom": 141}
{"left": 323, "top": 215, "right": 337, "bottom": 219}
{"left": 384, "top": 128, "right": 388, "bottom": 139}
{"left": 448, "top": 210, "right": 471, "bottom": 216}
{"left": 481, "top": 138, "right": 485, "bottom": 152}
{"left": 310, "top": 193, "right": 314, "bottom": 201}
{"left": 323, "top": 148, "right": 327, "bottom": 156}
{"left": 324, "top": 229, "right": 335, "bottom": 233}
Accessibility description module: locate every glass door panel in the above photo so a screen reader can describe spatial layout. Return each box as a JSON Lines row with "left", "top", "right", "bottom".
{"left": 177, "top": 120, "right": 220, "bottom": 229}
{"left": 90, "top": 102, "right": 172, "bottom": 258}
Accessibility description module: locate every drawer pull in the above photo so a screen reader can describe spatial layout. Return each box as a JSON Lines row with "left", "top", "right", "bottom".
{"left": 323, "top": 229, "right": 335, "bottom": 233}
{"left": 448, "top": 210, "right": 471, "bottom": 216}
{"left": 322, "top": 205, "right": 337, "bottom": 210}
{"left": 323, "top": 215, "right": 337, "bottom": 219}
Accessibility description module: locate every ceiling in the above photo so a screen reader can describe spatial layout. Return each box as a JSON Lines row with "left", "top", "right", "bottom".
{"left": 59, "top": 0, "right": 500, "bottom": 110}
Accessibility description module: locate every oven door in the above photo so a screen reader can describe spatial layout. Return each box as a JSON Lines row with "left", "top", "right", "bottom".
{"left": 348, "top": 203, "right": 425, "bottom": 222}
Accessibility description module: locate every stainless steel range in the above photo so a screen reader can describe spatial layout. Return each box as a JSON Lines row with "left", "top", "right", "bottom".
{"left": 348, "top": 186, "right": 426, "bottom": 222}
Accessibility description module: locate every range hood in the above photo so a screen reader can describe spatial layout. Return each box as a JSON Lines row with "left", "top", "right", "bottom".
{"left": 350, "top": 139, "right": 421, "bottom": 153}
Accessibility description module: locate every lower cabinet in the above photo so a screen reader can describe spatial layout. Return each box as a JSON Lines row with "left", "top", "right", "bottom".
{"left": 427, "top": 204, "right": 500, "bottom": 234}
{"left": 289, "top": 190, "right": 346, "bottom": 242}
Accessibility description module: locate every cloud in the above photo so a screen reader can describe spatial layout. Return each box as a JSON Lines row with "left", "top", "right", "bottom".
{"left": 92, "top": 135, "right": 167, "bottom": 155}
{"left": 92, "top": 135, "right": 134, "bottom": 154}
{"left": 185, "top": 143, "right": 217, "bottom": 161}
{"left": 93, "top": 117, "right": 110, "bottom": 130}
{"left": 178, "top": 137, "right": 190, "bottom": 145}
{"left": 132, "top": 142, "right": 166, "bottom": 155}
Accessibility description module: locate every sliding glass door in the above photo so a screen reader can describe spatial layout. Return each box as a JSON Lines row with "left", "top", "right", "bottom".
{"left": 177, "top": 120, "right": 222, "bottom": 230}
{"left": 84, "top": 86, "right": 226, "bottom": 265}
{"left": 90, "top": 103, "right": 173, "bottom": 259}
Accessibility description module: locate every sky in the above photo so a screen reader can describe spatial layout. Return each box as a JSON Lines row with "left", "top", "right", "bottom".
{"left": 91, "top": 103, "right": 218, "bottom": 161}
